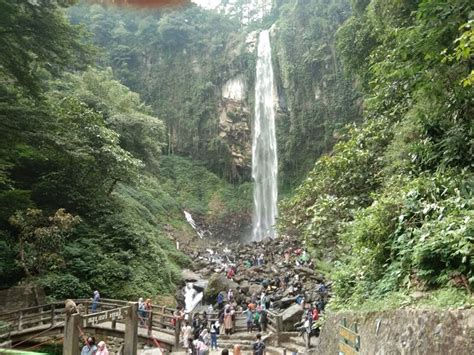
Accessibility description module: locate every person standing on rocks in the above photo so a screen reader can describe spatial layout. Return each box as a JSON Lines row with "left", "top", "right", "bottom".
{"left": 91, "top": 290, "right": 100, "bottom": 313}
{"left": 260, "top": 308, "right": 268, "bottom": 332}
{"left": 257, "top": 254, "right": 264, "bottom": 266}
{"left": 243, "top": 306, "right": 254, "bottom": 333}
{"left": 223, "top": 306, "right": 233, "bottom": 335}
{"left": 210, "top": 320, "right": 219, "bottom": 350}
{"left": 226, "top": 267, "right": 234, "bottom": 280}
{"left": 252, "top": 333, "right": 265, "bottom": 355}
{"left": 227, "top": 288, "right": 234, "bottom": 303}
{"left": 217, "top": 291, "right": 225, "bottom": 310}
{"left": 181, "top": 321, "right": 193, "bottom": 350}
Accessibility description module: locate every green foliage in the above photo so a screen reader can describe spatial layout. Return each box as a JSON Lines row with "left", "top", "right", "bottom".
{"left": 0, "top": 231, "right": 21, "bottom": 288}
{"left": 9, "top": 208, "right": 80, "bottom": 277}
{"left": 0, "top": 0, "right": 91, "bottom": 95}
{"left": 280, "top": 0, "right": 473, "bottom": 309}
{"left": 52, "top": 68, "right": 166, "bottom": 170}
{"left": 273, "top": 0, "right": 362, "bottom": 187}
{"left": 157, "top": 155, "right": 252, "bottom": 225}
{"left": 279, "top": 119, "right": 391, "bottom": 256}
{"left": 0, "top": 1, "right": 192, "bottom": 299}
{"left": 39, "top": 273, "right": 91, "bottom": 300}
{"left": 68, "top": 4, "right": 252, "bottom": 180}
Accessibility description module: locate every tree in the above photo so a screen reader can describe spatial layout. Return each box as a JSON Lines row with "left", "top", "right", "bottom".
{"left": 9, "top": 208, "right": 80, "bottom": 277}
{"left": 0, "top": 0, "right": 91, "bottom": 95}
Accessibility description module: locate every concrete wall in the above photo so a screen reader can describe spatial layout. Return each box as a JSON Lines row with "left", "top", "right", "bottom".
{"left": 315, "top": 308, "right": 474, "bottom": 355}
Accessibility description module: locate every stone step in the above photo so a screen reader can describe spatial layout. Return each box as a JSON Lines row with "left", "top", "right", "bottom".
{"left": 289, "top": 335, "right": 306, "bottom": 346}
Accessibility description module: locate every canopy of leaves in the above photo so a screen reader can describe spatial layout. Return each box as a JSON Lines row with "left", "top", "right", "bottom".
{"left": 272, "top": 0, "right": 362, "bottom": 189}
{"left": 0, "top": 0, "right": 90, "bottom": 95}
{"left": 68, "top": 4, "right": 253, "bottom": 180}
{"left": 279, "top": 0, "right": 473, "bottom": 308}
{"left": 0, "top": 1, "right": 190, "bottom": 299}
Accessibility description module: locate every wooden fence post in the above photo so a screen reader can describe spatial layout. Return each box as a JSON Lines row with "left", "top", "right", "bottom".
{"left": 148, "top": 309, "right": 153, "bottom": 336}
{"left": 275, "top": 314, "right": 283, "bottom": 346}
{"left": 124, "top": 302, "right": 138, "bottom": 355}
{"left": 51, "top": 304, "right": 56, "bottom": 326}
{"left": 39, "top": 307, "right": 44, "bottom": 325}
{"left": 18, "top": 312, "right": 23, "bottom": 331}
{"left": 63, "top": 313, "right": 81, "bottom": 355}
{"left": 175, "top": 319, "right": 181, "bottom": 348}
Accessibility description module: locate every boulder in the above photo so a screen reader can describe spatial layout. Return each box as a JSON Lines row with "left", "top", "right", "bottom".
{"left": 192, "top": 259, "right": 209, "bottom": 271}
{"left": 204, "top": 273, "right": 239, "bottom": 302}
{"left": 248, "top": 283, "right": 263, "bottom": 295}
{"left": 239, "top": 280, "right": 250, "bottom": 294}
{"left": 200, "top": 268, "right": 213, "bottom": 277}
{"left": 296, "top": 266, "right": 314, "bottom": 276}
{"left": 281, "top": 304, "right": 304, "bottom": 331}
{"left": 273, "top": 296, "right": 296, "bottom": 309}
{"left": 182, "top": 269, "right": 201, "bottom": 282}
{"left": 233, "top": 274, "right": 247, "bottom": 283}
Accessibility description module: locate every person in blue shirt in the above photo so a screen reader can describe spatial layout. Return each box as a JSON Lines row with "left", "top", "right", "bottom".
{"left": 81, "top": 336, "right": 97, "bottom": 355}
{"left": 91, "top": 290, "right": 100, "bottom": 313}
{"left": 217, "top": 291, "right": 224, "bottom": 310}
{"left": 243, "top": 307, "right": 254, "bottom": 333}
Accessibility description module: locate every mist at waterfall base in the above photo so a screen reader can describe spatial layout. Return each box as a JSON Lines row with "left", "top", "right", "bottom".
{"left": 251, "top": 30, "right": 278, "bottom": 242}
{"left": 182, "top": 249, "right": 233, "bottom": 312}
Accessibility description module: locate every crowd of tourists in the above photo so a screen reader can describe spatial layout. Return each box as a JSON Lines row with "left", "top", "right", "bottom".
{"left": 80, "top": 238, "right": 327, "bottom": 354}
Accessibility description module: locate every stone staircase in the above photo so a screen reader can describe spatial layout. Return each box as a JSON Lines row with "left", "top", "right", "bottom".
{"left": 171, "top": 330, "right": 316, "bottom": 354}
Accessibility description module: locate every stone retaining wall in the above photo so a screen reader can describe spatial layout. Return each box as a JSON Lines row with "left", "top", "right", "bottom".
{"left": 315, "top": 308, "right": 474, "bottom": 354}
{"left": 0, "top": 285, "right": 45, "bottom": 313}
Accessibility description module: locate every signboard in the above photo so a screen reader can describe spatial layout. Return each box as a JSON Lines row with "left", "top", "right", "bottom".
{"left": 82, "top": 306, "right": 130, "bottom": 328}
{"left": 338, "top": 318, "right": 360, "bottom": 354}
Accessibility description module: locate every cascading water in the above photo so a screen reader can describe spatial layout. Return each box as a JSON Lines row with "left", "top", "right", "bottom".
{"left": 252, "top": 30, "right": 278, "bottom": 241}
{"left": 184, "top": 282, "right": 203, "bottom": 312}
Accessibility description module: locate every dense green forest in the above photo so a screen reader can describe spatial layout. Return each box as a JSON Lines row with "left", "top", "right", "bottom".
{"left": 279, "top": 0, "right": 473, "bottom": 308}
{"left": 68, "top": 4, "right": 254, "bottom": 182}
{"left": 0, "top": 0, "right": 251, "bottom": 300}
{"left": 0, "top": 0, "right": 472, "bottom": 310}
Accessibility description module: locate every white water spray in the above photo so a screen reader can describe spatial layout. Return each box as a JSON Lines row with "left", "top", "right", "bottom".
{"left": 184, "top": 210, "right": 204, "bottom": 239}
{"left": 252, "top": 30, "right": 278, "bottom": 241}
{"left": 184, "top": 282, "right": 203, "bottom": 312}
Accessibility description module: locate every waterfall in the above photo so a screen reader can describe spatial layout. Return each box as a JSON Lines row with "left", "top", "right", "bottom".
{"left": 184, "top": 210, "right": 204, "bottom": 239}
{"left": 184, "top": 282, "right": 203, "bottom": 312}
{"left": 252, "top": 30, "right": 278, "bottom": 241}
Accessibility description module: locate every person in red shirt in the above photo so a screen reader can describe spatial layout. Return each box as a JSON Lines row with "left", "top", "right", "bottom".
{"left": 312, "top": 306, "right": 319, "bottom": 321}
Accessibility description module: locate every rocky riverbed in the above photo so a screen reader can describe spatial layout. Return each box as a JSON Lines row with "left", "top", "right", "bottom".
{"left": 178, "top": 236, "right": 330, "bottom": 330}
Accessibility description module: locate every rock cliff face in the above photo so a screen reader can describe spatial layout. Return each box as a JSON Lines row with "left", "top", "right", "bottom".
{"left": 218, "top": 75, "right": 252, "bottom": 177}
{"left": 316, "top": 308, "right": 474, "bottom": 354}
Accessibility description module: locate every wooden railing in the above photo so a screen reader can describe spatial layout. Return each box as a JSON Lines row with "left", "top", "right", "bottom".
{"left": 0, "top": 323, "right": 11, "bottom": 347}
{"left": 0, "top": 299, "right": 288, "bottom": 352}
{"left": 0, "top": 298, "right": 179, "bottom": 353}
